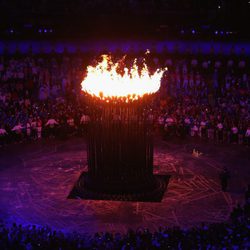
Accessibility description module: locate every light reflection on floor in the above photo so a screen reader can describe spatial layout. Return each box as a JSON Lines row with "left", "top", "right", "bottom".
{"left": 0, "top": 137, "right": 249, "bottom": 234}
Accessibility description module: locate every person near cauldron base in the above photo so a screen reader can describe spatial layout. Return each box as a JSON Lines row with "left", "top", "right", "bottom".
{"left": 219, "top": 167, "right": 230, "bottom": 192}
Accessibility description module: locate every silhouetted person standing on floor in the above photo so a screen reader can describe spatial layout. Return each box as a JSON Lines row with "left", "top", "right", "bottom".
{"left": 245, "top": 184, "right": 250, "bottom": 203}
{"left": 219, "top": 167, "right": 230, "bottom": 192}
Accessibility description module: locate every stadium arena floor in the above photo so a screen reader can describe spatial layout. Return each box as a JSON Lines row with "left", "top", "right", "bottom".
{"left": 0, "top": 137, "right": 249, "bottom": 234}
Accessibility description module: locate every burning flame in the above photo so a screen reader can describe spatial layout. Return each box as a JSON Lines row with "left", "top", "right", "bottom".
{"left": 81, "top": 54, "right": 166, "bottom": 102}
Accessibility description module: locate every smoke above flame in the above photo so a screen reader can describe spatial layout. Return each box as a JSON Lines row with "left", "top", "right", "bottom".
{"left": 81, "top": 54, "right": 166, "bottom": 102}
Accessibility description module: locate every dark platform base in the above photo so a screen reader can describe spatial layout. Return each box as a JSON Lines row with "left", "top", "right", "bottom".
{"left": 68, "top": 172, "right": 170, "bottom": 202}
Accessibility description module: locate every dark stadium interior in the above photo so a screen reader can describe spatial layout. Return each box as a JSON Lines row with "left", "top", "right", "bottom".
{"left": 0, "top": 0, "right": 250, "bottom": 249}
{"left": 1, "top": 0, "right": 250, "bottom": 39}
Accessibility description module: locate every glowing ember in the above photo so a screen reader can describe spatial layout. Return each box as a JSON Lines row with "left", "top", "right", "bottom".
{"left": 81, "top": 54, "right": 166, "bottom": 102}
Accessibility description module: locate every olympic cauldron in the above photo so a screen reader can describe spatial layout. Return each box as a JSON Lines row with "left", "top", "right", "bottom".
{"left": 69, "top": 55, "right": 169, "bottom": 201}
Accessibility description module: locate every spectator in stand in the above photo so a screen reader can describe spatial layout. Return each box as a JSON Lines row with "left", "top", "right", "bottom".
{"left": 245, "top": 126, "right": 250, "bottom": 146}
{"left": 80, "top": 113, "right": 90, "bottom": 135}
{"left": 164, "top": 115, "right": 175, "bottom": 139}
{"left": 26, "top": 119, "right": 31, "bottom": 140}
{"left": 231, "top": 124, "right": 239, "bottom": 144}
{"left": 67, "top": 115, "right": 75, "bottom": 136}
{"left": 200, "top": 119, "right": 207, "bottom": 139}
{"left": 45, "top": 117, "right": 58, "bottom": 138}
{"left": 11, "top": 123, "right": 24, "bottom": 142}
{"left": 0, "top": 126, "right": 7, "bottom": 146}
{"left": 31, "top": 118, "right": 37, "bottom": 140}
{"left": 191, "top": 122, "right": 199, "bottom": 137}
{"left": 216, "top": 121, "right": 224, "bottom": 143}
{"left": 37, "top": 117, "right": 43, "bottom": 139}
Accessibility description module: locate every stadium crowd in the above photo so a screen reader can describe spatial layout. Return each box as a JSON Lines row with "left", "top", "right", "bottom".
{"left": 0, "top": 49, "right": 250, "bottom": 147}
{"left": 0, "top": 186, "right": 249, "bottom": 249}
{"left": 0, "top": 49, "right": 249, "bottom": 248}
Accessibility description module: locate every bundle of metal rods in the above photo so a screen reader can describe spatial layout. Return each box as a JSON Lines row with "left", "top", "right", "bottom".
{"left": 84, "top": 94, "right": 157, "bottom": 194}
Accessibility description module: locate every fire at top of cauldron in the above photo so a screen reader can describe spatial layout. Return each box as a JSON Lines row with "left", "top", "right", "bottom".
{"left": 81, "top": 53, "right": 167, "bottom": 102}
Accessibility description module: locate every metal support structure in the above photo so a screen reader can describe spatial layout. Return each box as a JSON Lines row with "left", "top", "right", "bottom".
{"left": 69, "top": 95, "right": 169, "bottom": 201}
